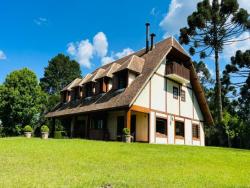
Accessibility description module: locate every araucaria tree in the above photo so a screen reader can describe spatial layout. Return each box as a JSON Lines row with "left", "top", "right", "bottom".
{"left": 0, "top": 68, "right": 46, "bottom": 135}
{"left": 179, "top": 0, "right": 250, "bottom": 123}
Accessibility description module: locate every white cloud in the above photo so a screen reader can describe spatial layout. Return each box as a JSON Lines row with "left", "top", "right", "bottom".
{"left": 67, "top": 40, "right": 94, "bottom": 68}
{"left": 115, "top": 48, "right": 134, "bottom": 59}
{"left": 93, "top": 32, "right": 108, "bottom": 57}
{"left": 67, "top": 32, "right": 134, "bottom": 67}
{"left": 159, "top": 0, "right": 200, "bottom": 38}
{"left": 101, "top": 48, "right": 134, "bottom": 65}
{"left": 67, "top": 43, "right": 76, "bottom": 56}
{"left": 34, "top": 17, "right": 48, "bottom": 26}
{"left": 101, "top": 56, "right": 115, "bottom": 65}
{"left": 159, "top": 0, "right": 249, "bottom": 38}
{"left": 0, "top": 50, "right": 6, "bottom": 60}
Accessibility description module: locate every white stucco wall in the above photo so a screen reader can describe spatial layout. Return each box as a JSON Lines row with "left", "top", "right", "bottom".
{"left": 180, "top": 87, "right": 193, "bottom": 118}
{"left": 151, "top": 74, "right": 166, "bottom": 112}
{"left": 185, "top": 119, "right": 192, "bottom": 145}
{"left": 193, "top": 94, "right": 204, "bottom": 121}
{"left": 135, "top": 112, "right": 148, "bottom": 142}
{"left": 200, "top": 122, "right": 205, "bottom": 146}
{"left": 167, "top": 115, "right": 175, "bottom": 144}
{"left": 149, "top": 112, "right": 156, "bottom": 143}
{"left": 156, "top": 60, "right": 166, "bottom": 75}
{"left": 128, "top": 72, "right": 137, "bottom": 85}
{"left": 134, "top": 82, "right": 150, "bottom": 108}
{"left": 166, "top": 79, "right": 179, "bottom": 115}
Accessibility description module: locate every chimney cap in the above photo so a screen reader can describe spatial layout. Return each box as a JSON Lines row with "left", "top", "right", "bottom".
{"left": 145, "top": 22, "right": 150, "bottom": 26}
{"left": 150, "top": 33, "right": 156, "bottom": 37}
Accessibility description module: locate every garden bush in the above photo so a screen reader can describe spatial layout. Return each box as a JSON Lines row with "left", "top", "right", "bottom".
{"left": 23, "top": 125, "right": 33, "bottom": 132}
{"left": 40, "top": 125, "right": 49, "bottom": 133}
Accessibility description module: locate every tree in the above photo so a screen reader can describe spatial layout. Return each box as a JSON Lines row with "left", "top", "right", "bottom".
{"left": 193, "top": 61, "right": 214, "bottom": 92}
{"left": 40, "top": 53, "right": 81, "bottom": 95}
{"left": 0, "top": 68, "right": 46, "bottom": 135}
{"left": 224, "top": 49, "right": 250, "bottom": 148}
{"left": 179, "top": 0, "right": 250, "bottom": 123}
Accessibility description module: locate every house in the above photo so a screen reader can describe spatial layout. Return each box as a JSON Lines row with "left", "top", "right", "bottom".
{"left": 46, "top": 23, "right": 213, "bottom": 146}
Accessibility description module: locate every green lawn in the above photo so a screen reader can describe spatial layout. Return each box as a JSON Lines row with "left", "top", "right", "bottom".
{"left": 0, "top": 138, "right": 250, "bottom": 187}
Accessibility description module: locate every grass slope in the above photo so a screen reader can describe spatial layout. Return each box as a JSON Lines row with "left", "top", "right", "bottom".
{"left": 0, "top": 138, "right": 250, "bottom": 187}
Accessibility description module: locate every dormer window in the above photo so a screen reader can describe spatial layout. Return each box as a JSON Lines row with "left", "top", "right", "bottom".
{"left": 96, "top": 77, "right": 111, "bottom": 94}
{"left": 85, "top": 82, "right": 94, "bottom": 97}
{"left": 112, "top": 55, "right": 145, "bottom": 90}
{"left": 117, "top": 70, "right": 128, "bottom": 89}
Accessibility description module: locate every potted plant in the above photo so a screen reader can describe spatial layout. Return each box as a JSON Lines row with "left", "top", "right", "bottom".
{"left": 123, "top": 128, "right": 131, "bottom": 143}
{"left": 40, "top": 125, "right": 49, "bottom": 139}
{"left": 23, "top": 125, "right": 33, "bottom": 138}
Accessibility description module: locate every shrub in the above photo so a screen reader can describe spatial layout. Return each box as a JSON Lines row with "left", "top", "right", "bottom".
{"left": 23, "top": 125, "right": 33, "bottom": 132}
{"left": 40, "top": 125, "right": 49, "bottom": 133}
{"left": 123, "top": 128, "right": 130, "bottom": 135}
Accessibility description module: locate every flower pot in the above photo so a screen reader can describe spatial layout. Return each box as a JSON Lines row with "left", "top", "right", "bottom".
{"left": 41, "top": 132, "right": 49, "bottom": 139}
{"left": 24, "top": 132, "right": 32, "bottom": 138}
{"left": 124, "top": 135, "right": 131, "bottom": 143}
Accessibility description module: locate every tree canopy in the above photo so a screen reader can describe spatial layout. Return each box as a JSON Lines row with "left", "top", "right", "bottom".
{"left": 179, "top": 0, "right": 250, "bottom": 123}
{"left": 0, "top": 68, "right": 46, "bottom": 135}
{"left": 40, "top": 53, "right": 82, "bottom": 95}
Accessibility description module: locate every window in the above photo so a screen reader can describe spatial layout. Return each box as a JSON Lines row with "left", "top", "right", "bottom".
{"left": 90, "top": 119, "right": 104, "bottom": 129}
{"left": 117, "top": 71, "right": 127, "bottom": 89}
{"left": 192, "top": 124, "right": 200, "bottom": 139}
{"left": 181, "top": 89, "right": 186, "bottom": 102}
{"left": 175, "top": 121, "right": 184, "bottom": 138}
{"left": 156, "top": 118, "right": 167, "bottom": 137}
{"left": 173, "top": 86, "right": 179, "bottom": 99}
{"left": 85, "top": 83, "right": 93, "bottom": 97}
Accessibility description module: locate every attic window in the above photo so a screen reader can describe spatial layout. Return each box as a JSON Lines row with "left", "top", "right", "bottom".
{"left": 173, "top": 86, "right": 179, "bottom": 99}
{"left": 85, "top": 83, "right": 94, "bottom": 97}
{"left": 117, "top": 71, "right": 127, "bottom": 89}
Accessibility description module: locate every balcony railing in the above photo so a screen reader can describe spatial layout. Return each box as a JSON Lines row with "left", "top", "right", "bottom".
{"left": 165, "top": 62, "right": 190, "bottom": 83}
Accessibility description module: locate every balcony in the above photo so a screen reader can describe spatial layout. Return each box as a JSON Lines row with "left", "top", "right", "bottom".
{"left": 165, "top": 62, "right": 190, "bottom": 84}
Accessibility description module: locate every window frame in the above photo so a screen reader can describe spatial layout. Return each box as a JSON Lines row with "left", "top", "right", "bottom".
{"left": 175, "top": 121, "right": 185, "bottom": 139}
{"left": 192, "top": 124, "right": 200, "bottom": 140}
{"left": 180, "top": 89, "right": 186, "bottom": 102}
{"left": 156, "top": 117, "right": 168, "bottom": 137}
{"left": 173, "top": 86, "right": 179, "bottom": 100}
{"left": 117, "top": 70, "right": 128, "bottom": 90}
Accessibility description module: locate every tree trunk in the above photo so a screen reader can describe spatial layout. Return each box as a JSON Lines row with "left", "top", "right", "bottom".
{"left": 215, "top": 49, "right": 223, "bottom": 123}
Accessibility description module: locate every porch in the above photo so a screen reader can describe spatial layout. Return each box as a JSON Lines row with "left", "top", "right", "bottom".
{"left": 53, "top": 107, "right": 149, "bottom": 142}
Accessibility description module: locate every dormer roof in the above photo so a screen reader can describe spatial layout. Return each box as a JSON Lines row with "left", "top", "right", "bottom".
{"left": 95, "top": 63, "right": 121, "bottom": 80}
{"left": 61, "top": 78, "right": 82, "bottom": 92}
{"left": 113, "top": 55, "right": 145, "bottom": 74}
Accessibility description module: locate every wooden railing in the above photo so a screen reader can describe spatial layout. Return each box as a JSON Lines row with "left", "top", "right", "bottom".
{"left": 165, "top": 62, "right": 190, "bottom": 81}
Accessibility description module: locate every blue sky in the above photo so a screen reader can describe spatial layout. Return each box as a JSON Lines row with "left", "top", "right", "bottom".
{"left": 0, "top": 0, "right": 249, "bottom": 83}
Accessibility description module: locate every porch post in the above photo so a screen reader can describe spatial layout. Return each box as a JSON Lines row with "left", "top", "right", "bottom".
{"left": 125, "top": 109, "right": 131, "bottom": 129}
{"left": 52, "top": 118, "right": 55, "bottom": 138}
{"left": 70, "top": 116, "right": 75, "bottom": 138}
